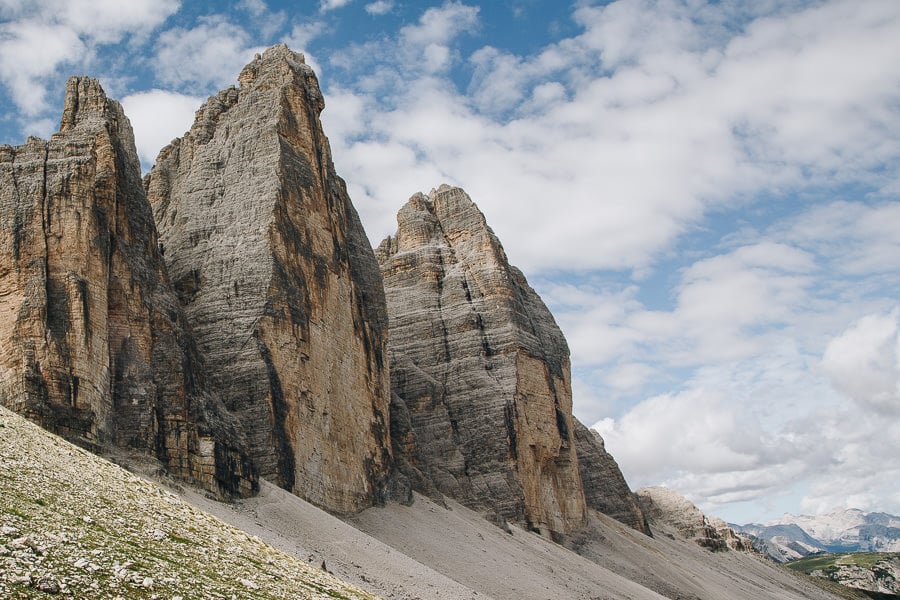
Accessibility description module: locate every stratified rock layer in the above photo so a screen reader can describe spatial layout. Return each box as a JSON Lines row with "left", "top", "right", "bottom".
{"left": 376, "top": 185, "right": 587, "bottom": 537}
{"left": 573, "top": 421, "right": 651, "bottom": 535}
{"left": 0, "top": 77, "right": 255, "bottom": 496}
{"left": 637, "top": 486, "right": 749, "bottom": 551}
{"left": 145, "top": 45, "right": 390, "bottom": 514}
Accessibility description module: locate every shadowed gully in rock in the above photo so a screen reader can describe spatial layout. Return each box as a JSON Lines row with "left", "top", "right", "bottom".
{"left": 0, "top": 77, "right": 256, "bottom": 497}
{"left": 145, "top": 45, "right": 391, "bottom": 514}
{"left": 376, "top": 184, "right": 647, "bottom": 538}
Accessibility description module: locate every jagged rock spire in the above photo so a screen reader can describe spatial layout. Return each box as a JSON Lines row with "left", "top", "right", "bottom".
{"left": 146, "top": 44, "right": 391, "bottom": 514}
{"left": 0, "top": 77, "right": 256, "bottom": 497}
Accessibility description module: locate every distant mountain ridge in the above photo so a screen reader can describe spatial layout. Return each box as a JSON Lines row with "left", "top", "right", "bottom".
{"left": 734, "top": 509, "right": 900, "bottom": 562}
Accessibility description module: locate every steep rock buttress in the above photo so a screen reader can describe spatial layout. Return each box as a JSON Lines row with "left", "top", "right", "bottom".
{"left": 145, "top": 45, "right": 391, "bottom": 514}
{"left": 0, "top": 77, "right": 256, "bottom": 496}
{"left": 377, "top": 185, "right": 646, "bottom": 538}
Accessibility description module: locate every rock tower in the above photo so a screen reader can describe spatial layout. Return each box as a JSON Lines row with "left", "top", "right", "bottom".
{"left": 145, "top": 45, "right": 391, "bottom": 514}
{"left": 0, "top": 77, "right": 255, "bottom": 496}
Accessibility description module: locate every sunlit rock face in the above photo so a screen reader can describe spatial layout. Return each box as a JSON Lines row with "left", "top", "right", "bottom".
{"left": 145, "top": 45, "right": 391, "bottom": 514}
{"left": 376, "top": 185, "right": 587, "bottom": 536}
{"left": 0, "top": 77, "right": 256, "bottom": 497}
{"left": 573, "top": 421, "right": 651, "bottom": 535}
{"left": 638, "top": 486, "right": 750, "bottom": 551}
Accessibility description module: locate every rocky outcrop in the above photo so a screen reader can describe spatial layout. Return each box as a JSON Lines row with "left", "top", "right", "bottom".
{"left": 637, "top": 486, "right": 749, "bottom": 551}
{"left": 145, "top": 45, "right": 391, "bottom": 514}
{"left": 574, "top": 421, "right": 651, "bottom": 535}
{"left": 0, "top": 77, "right": 255, "bottom": 496}
{"left": 376, "top": 185, "right": 645, "bottom": 538}
{"left": 810, "top": 555, "right": 900, "bottom": 596}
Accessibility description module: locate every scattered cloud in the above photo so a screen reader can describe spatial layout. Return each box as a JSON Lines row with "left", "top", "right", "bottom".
{"left": 822, "top": 310, "right": 900, "bottom": 415}
{"left": 121, "top": 89, "right": 203, "bottom": 169}
{"left": 320, "top": 0, "right": 352, "bottom": 12}
{"left": 287, "top": 21, "right": 325, "bottom": 53}
{"left": 324, "top": 0, "right": 900, "bottom": 278}
{"left": 0, "top": 0, "right": 179, "bottom": 116}
{"left": 364, "top": 1, "right": 393, "bottom": 16}
{"left": 154, "top": 16, "right": 266, "bottom": 91}
{"left": 399, "top": 2, "right": 480, "bottom": 48}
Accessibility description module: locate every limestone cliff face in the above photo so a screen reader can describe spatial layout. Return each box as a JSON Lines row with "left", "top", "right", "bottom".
{"left": 573, "top": 421, "right": 651, "bottom": 535}
{"left": 376, "top": 185, "right": 587, "bottom": 537}
{"left": 145, "top": 45, "right": 391, "bottom": 514}
{"left": 0, "top": 77, "right": 256, "bottom": 496}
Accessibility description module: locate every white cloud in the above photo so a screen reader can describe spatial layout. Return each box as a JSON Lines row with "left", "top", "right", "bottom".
{"left": 154, "top": 16, "right": 266, "bottom": 91}
{"left": 365, "top": 1, "right": 393, "bottom": 16}
{"left": 822, "top": 310, "right": 900, "bottom": 415}
{"left": 121, "top": 89, "right": 203, "bottom": 169}
{"left": 287, "top": 21, "right": 325, "bottom": 53}
{"left": 320, "top": 0, "right": 352, "bottom": 12}
{"left": 0, "top": 0, "right": 179, "bottom": 116}
{"left": 326, "top": 0, "right": 900, "bottom": 278}
{"left": 400, "top": 2, "right": 479, "bottom": 47}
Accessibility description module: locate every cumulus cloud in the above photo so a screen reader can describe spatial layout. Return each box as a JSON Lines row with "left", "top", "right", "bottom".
{"left": 320, "top": 0, "right": 352, "bottom": 12}
{"left": 557, "top": 197, "right": 900, "bottom": 521}
{"left": 0, "top": 0, "right": 179, "bottom": 116}
{"left": 121, "top": 90, "right": 202, "bottom": 169}
{"left": 365, "top": 1, "right": 394, "bottom": 16}
{"left": 324, "top": 0, "right": 900, "bottom": 277}
{"left": 154, "top": 16, "right": 266, "bottom": 91}
{"left": 822, "top": 310, "right": 900, "bottom": 415}
{"left": 400, "top": 2, "right": 479, "bottom": 48}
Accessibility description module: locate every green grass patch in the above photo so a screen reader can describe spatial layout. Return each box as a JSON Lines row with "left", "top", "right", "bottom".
{"left": 788, "top": 552, "right": 900, "bottom": 574}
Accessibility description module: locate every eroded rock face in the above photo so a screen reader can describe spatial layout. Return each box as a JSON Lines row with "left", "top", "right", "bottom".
{"left": 145, "top": 45, "right": 390, "bottom": 514}
{"left": 376, "top": 185, "right": 587, "bottom": 537}
{"left": 637, "top": 486, "right": 749, "bottom": 551}
{"left": 0, "top": 77, "right": 255, "bottom": 496}
{"left": 573, "top": 421, "right": 651, "bottom": 535}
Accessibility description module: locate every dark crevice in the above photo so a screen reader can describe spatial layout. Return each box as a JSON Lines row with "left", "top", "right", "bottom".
{"left": 257, "top": 339, "right": 296, "bottom": 490}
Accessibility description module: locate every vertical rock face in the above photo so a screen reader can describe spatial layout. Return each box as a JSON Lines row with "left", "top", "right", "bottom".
{"left": 376, "top": 185, "right": 587, "bottom": 537}
{"left": 574, "top": 421, "right": 651, "bottom": 535}
{"left": 0, "top": 77, "right": 255, "bottom": 496}
{"left": 145, "top": 45, "right": 391, "bottom": 514}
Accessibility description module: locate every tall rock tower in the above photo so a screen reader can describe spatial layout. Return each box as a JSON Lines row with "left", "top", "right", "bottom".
{"left": 376, "top": 185, "right": 588, "bottom": 537}
{"left": 377, "top": 185, "right": 649, "bottom": 537}
{"left": 0, "top": 77, "right": 256, "bottom": 496}
{"left": 145, "top": 45, "right": 391, "bottom": 514}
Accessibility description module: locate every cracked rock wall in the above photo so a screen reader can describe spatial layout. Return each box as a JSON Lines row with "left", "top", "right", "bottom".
{"left": 0, "top": 77, "right": 255, "bottom": 497}
{"left": 145, "top": 45, "right": 390, "bottom": 514}
{"left": 376, "top": 185, "right": 587, "bottom": 537}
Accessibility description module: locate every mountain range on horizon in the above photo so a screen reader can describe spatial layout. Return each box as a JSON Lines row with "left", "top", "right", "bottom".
{"left": 734, "top": 508, "right": 900, "bottom": 563}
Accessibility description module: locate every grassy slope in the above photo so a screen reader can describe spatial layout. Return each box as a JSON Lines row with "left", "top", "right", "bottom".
{"left": 0, "top": 406, "right": 380, "bottom": 600}
{"left": 786, "top": 553, "right": 900, "bottom": 599}
{"left": 788, "top": 553, "right": 900, "bottom": 573}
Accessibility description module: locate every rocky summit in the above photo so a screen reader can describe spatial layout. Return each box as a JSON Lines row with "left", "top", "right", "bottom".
{"left": 145, "top": 45, "right": 391, "bottom": 514}
{"left": 0, "top": 77, "right": 255, "bottom": 497}
{"left": 637, "top": 486, "right": 750, "bottom": 552}
{"left": 376, "top": 185, "right": 647, "bottom": 538}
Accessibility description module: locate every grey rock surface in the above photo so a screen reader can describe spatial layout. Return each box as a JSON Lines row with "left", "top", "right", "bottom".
{"left": 573, "top": 420, "right": 651, "bottom": 535}
{"left": 637, "top": 486, "right": 750, "bottom": 551}
{"left": 0, "top": 77, "right": 256, "bottom": 496}
{"left": 377, "top": 184, "right": 645, "bottom": 538}
{"left": 145, "top": 45, "right": 391, "bottom": 514}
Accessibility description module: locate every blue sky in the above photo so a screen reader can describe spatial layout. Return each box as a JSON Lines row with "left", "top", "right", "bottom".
{"left": 1, "top": 0, "right": 899, "bottom": 525}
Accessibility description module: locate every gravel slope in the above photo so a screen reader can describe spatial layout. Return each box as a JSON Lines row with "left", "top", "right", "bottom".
{"left": 0, "top": 404, "right": 849, "bottom": 600}
{"left": 0, "top": 406, "right": 378, "bottom": 600}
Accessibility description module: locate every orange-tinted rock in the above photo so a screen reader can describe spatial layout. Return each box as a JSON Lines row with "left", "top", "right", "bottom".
{"left": 376, "top": 185, "right": 586, "bottom": 537}
{"left": 0, "top": 77, "right": 256, "bottom": 497}
{"left": 145, "top": 45, "right": 391, "bottom": 514}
